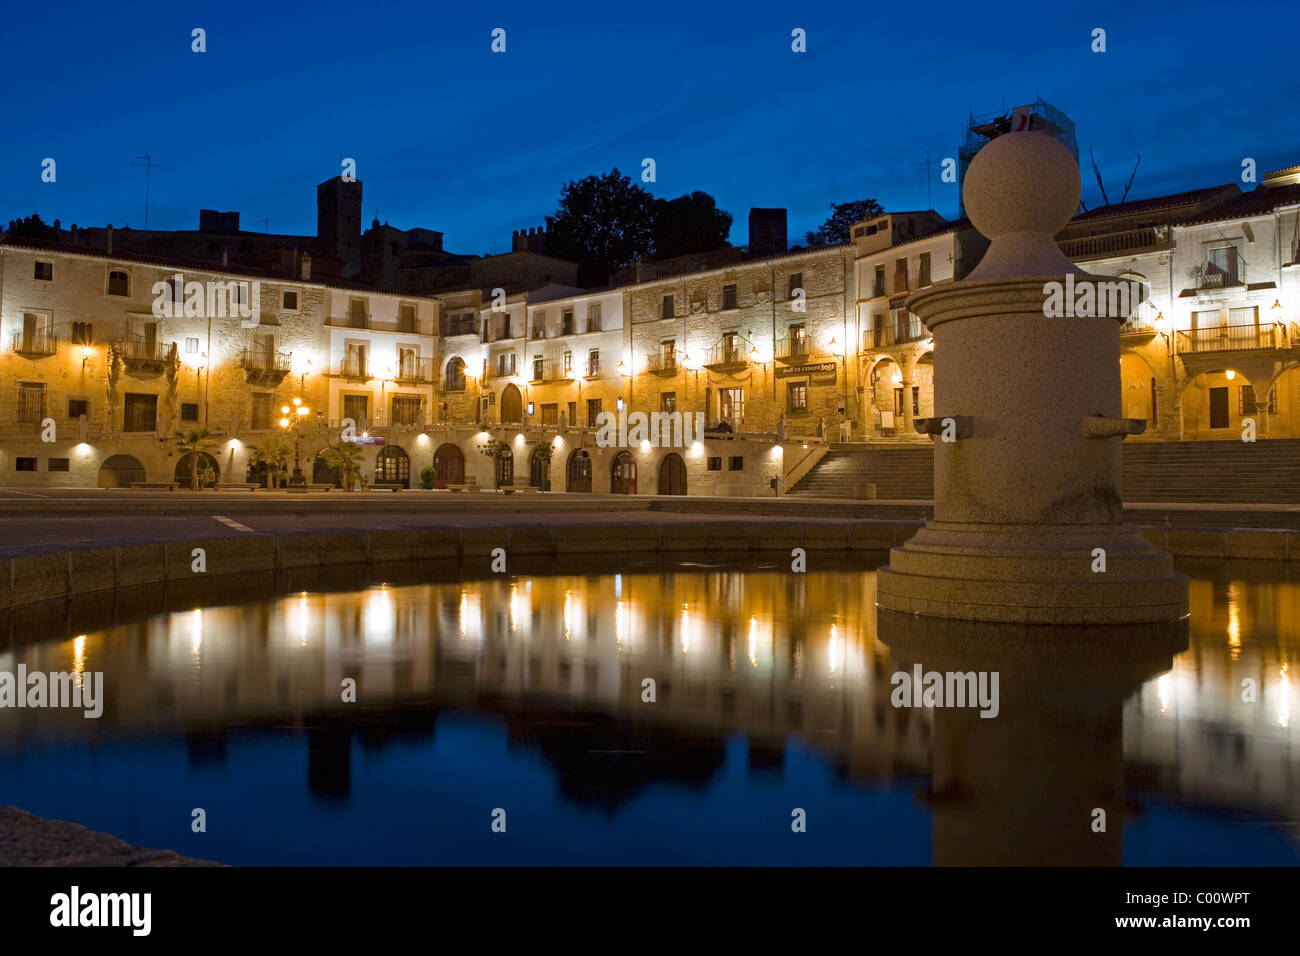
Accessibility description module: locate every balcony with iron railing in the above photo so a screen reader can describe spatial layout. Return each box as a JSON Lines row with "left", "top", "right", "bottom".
{"left": 11, "top": 331, "right": 58, "bottom": 357}
{"left": 240, "top": 348, "right": 292, "bottom": 386}
{"left": 393, "top": 357, "right": 434, "bottom": 383}
{"left": 863, "top": 315, "right": 928, "bottom": 349}
{"left": 528, "top": 358, "right": 576, "bottom": 382}
{"left": 704, "top": 342, "right": 748, "bottom": 369}
{"left": 1175, "top": 322, "right": 1286, "bottom": 354}
{"left": 112, "top": 337, "right": 175, "bottom": 365}
{"left": 1195, "top": 261, "right": 1247, "bottom": 291}
{"left": 1058, "top": 226, "right": 1169, "bottom": 260}
{"left": 241, "top": 349, "right": 291, "bottom": 373}
{"left": 484, "top": 363, "right": 517, "bottom": 381}
{"left": 338, "top": 355, "right": 370, "bottom": 379}
{"left": 585, "top": 356, "right": 602, "bottom": 377}
{"left": 644, "top": 353, "right": 678, "bottom": 375}
{"left": 775, "top": 334, "right": 811, "bottom": 363}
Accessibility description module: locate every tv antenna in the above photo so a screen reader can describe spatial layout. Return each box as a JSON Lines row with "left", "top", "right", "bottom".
{"left": 1089, "top": 149, "right": 1111, "bottom": 208}
{"left": 131, "top": 155, "right": 157, "bottom": 229}
{"left": 1119, "top": 153, "right": 1141, "bottom": 205}
{"left": 913, "top": 150, "right": 936, "bottom": 209}
{"left": 256, "top": 218, "right": 269, "bottom": 233}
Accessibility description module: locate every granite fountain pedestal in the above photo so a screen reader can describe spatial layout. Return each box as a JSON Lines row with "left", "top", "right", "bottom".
{"left": 875, "top": 131, "right": 1188, "bottom": 624}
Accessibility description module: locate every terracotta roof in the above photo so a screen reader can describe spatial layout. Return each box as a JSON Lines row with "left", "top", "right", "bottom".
{"left": 1070, "top": 185, "right": 1238, "bottom": 223}
{"left": 1176, "top": 183, "right": 1300, "bottom": 226}
{"left": 0, "top": 237, "right": 444, "bottom": 300}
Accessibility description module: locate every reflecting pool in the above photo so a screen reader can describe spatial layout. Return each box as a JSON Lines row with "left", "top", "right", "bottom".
{"left": 0, "top": 556, "right": 1296, "bottom": 865}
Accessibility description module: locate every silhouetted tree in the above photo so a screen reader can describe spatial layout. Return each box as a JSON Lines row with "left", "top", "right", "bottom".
{"left": 652, "top": 191, "right": 732, "bottom": 260}
{"left": 805, "top": 199, "right": 885, "bottom": 247}
{"left": 545, "top": 169, "right": 658, "bottom": 286}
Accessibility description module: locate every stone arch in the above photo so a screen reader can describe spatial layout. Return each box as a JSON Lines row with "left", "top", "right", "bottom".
{"left": 1180, "top": 368, "right": 1260, "bottom": 440}
{"left": 174, "top": 451, "right": 220, "bottom": 488}
{"left": 610, "top": 450, "right": 637, "bottom": 494}
{"left": 1119, "top": 352, "right": 1160, "bottom": 431}
{"left": 499, "top": 383, "right": 523, "bottom": 423}
{"left": 432, "top": 443, "right": 464, "bottom": 487}
{"left": 312, "top": 453, "right": 342, "bottom": 488}
{"left": 903, "top": 350, "right": 934, "bottom": 423}
{"left": 657, "top": 452, "right": 687, "bottom": 495}
{"left": 566, "top": 448, "right": 592, "bottom": 492}
{"left": 493, "top": 443, "right": 515, "bottom": 488}
{"left": 376, "top": 444, "right": 410, "bottom": 487}
{"left": 98, "top": 453, "right": 145, "bottom": 488}
{"left": 867, "top": 357, "right": 905, "bottom": 437}
{"left": 529, "top": 445, "right": 551, "bottom": 490}
{"left": 443, "top": 356, "right": 466, "bottom": 392}
{"left": 1255, "top": 364, "right": 1300, "bottom": 439}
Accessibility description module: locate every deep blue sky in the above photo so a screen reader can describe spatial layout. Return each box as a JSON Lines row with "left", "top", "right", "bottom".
{"left": 4, "top": 0, "right": 1296, "bottom": 255}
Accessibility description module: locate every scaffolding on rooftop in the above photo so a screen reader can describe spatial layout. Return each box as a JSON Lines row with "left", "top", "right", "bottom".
{"left": 958, "top": 98, "right": 1078, "bottom": 216}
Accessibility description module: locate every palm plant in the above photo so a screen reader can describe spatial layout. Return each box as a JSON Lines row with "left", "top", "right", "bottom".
{"left": 319, "top": 439, "right": 365, "bottom": 491}
{"left": 248, "top": 433, "right": 292, "bottom": 489}
{"left": 172, "top": 427, "right": 216, "bottom": 490}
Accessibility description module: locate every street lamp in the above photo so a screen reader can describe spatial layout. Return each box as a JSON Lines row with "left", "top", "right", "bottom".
{"left": 280, "top": 396, "right": 311, "bottom": 488}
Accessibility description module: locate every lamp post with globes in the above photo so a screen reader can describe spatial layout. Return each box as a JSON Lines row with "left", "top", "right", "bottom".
{"left": 280, "top": 396, "right": 311, "bottom": 488}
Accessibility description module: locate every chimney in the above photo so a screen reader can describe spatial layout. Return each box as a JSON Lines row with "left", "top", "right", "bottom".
{"left": 222, "top": 248, "right": 228, "bottom": 268}
{"left": 106, "top": 225, "right": 113, "bottom": 254}
{"left": 300, "top": 253, "right": 312, "bottom": 280}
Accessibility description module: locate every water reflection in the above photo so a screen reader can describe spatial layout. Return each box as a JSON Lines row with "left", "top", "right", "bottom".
{"left": 0, "top": 557, "right": 1296, "bottom": 865}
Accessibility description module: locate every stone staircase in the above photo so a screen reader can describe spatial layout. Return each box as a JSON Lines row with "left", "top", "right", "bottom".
{"left": 786, "top": 446, "right": 933, "bottom": 500}
{"left": 787, "top": 440, "right": 1300, "bottom": 504}
{"left": 1121, "top": 440, "right": 1300, "bottom": 504}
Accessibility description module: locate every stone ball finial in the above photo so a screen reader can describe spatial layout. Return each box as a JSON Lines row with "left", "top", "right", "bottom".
{"left": 962, "top": 131, "right": 1084, "bottom": 280}
{"left": 964, "top": 131, "right": 1080, "bottom": 240}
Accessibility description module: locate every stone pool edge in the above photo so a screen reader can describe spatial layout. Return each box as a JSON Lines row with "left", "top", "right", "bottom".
{"left": 0, "top": 520, "right": 919, "bottom": 612}
{"left": 0, "top": 519, "right": 1294, "bottom": 613}
{"left": 0, "top": 805, "right": 225, "bottom": 867}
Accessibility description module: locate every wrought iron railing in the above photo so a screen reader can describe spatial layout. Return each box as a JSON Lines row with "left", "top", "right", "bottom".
{"left": 11, "top": 331, "right": 57, "bottom": 356}
{"left": 240, "top": 349, "right": 291, "bottom": 372}
{"left": 1176, "top": 322, "right": 1285, "bottom": 353}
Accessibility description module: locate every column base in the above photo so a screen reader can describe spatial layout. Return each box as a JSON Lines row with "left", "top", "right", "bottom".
{"left": 876, "top": 520, "right": 1188, "bottom": 625}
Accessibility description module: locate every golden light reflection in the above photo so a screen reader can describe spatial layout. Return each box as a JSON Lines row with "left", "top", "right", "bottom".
{"left": 616, "top": 600, "right": 628, "bottom": 647}
{"left": 294, "top": 594, "right": 310, "bottom": 646}
{"left": 828, "top": 624, "right": 843, "bottom": 677}
{"left": 680, "top": 605, "right": 691, "bottom": 654}
{"left": 1278, "top": 664, "right": 1291, "bottom": 729}
{"left": 1227, "top": 582, "right": 1242, "bottom": 659}
{"left": 563, "top": 590, "right": 573, "bottom": 640}
{"left": 363, "top": 587, "right": 395, "bottom": 645}
{"left": 748, "top": 617, "right": 758, "bottom": 667}
{"left": 72, "top": 635, "right": 87, "bottom": 689}
{"left": 1157, "top": 672, "right": 1172, "bottom": 715}
{"left": 191, "top": 609, "right": 203, "bottom": 654}
{"left": 509, "top": 583, "right": 528, "bottom": 633}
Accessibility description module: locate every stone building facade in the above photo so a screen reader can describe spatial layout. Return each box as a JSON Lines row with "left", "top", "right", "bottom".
{"left": 2, "top": 161, "right": 1297, "bottom": 495}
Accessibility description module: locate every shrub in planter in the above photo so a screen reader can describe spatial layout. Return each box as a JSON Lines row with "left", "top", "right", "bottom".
{"left": 419, "top": 465, "right": 436, "bottom": 489}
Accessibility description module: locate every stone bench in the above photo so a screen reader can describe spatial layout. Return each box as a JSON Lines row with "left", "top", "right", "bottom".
{"left": 130, "top": 482, "right": 178, "bottom": 491}
{"left": 217, "top": 483, "right": 258, "bottom": 491}
{"left": 306, "top": 483, "right": 335, "bottom": 492}
{"left": 366, "top": 483, "right": 404, "bottom": 492}
{"left": 447, "top": 483, "right": 481, "bottom": 493}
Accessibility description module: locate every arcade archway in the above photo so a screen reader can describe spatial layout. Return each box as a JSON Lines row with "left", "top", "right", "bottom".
{"left": 567, "top": 449, "right": 592, "bottom": 492}
{"left": 98, "top": 454, "right": 145, "bottom": 488}
{"left": 433, "top": 443, "right": 464, "bottom": 488}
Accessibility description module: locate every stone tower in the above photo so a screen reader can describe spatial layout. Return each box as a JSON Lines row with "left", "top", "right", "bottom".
{"left": 317, "top": 176, "right": 363, "bottom": 273}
